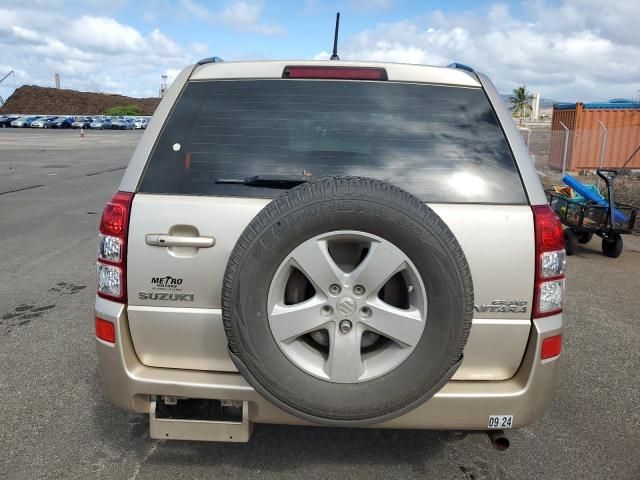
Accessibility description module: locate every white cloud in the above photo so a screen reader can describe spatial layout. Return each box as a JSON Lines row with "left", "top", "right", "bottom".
{"left": 302, "top": 0, "right": 316, "bottom": 15}
{"left": 322, "top": 0, "right": 640, "bottom": 101}
{"left": 142, "top": 11, "right": 158, "bottom": 23}
{"left": 11, "top": 26, "right": 42, "bottom": 43}
{"left": 70, "top": 16, "right": 148, "bottom": 54}
{"left": 0, "top": 6, "right": 207, "bottom": 100}
{"left": 313, "top": 50, "right": 330, "bottom": 60}
{"left": 164, "top": 68, "right": 182, "bottom": 85}
{"left": 179, "top": 0, "right": 285, "bottom": 36}
{"left": 349, "top": 0, "right": 394, "bottom": 12}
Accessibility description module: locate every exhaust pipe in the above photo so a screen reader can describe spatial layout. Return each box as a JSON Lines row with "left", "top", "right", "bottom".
{"left": 487, "top": 430, "right": 510, "bottom": 451}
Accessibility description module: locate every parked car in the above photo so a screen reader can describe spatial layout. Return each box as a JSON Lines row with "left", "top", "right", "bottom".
{"left": 72, "top": 117, "right": 92, "bottom": 129}
{"left": 30, "top": 117, "right": 49, "bottom": 128}
{"left": 95, "top": 59, "right": 564, "bottom": 446}
{"left": 31, "top": 116, "right": 58, "bottom": 128}
{"left": 90, "top": 118, "right": 112, "bottom": 129}
{"left": 11, "top": 116, "right": 40, "bottom": 127}
{"left": 0, "top": 115, "right": 19, "bottom": 127}
{"left": 110, "top": 118, "right": 134, "bottom": 130}
{"left": 51, "top": 116, "right": 75, "bottom": 128}
{"left": 133, "top": 118, "right": 148, "bottom": 129}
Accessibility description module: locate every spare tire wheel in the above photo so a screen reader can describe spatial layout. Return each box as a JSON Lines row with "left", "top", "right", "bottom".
{"left": 222, "top": 177, "right": 474, "bottom": 426}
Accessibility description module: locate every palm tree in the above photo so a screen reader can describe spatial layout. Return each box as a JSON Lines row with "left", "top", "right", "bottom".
{"left": 510, "top": 85, "right": 531, "bottom": 125}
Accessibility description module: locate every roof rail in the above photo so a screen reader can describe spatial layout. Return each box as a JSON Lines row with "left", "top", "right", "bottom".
{"left": 196, "top": 56, "right": 224, "bottom": 65}
{"left": 447, "top": 62, "right": 474, "bottom": 72}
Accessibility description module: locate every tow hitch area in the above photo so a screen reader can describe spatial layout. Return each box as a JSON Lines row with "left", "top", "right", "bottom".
{"left": 150, "top": 398, "right": 252, "bottom": 442}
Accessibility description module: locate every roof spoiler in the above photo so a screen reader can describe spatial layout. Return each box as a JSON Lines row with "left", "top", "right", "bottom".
{"left": 196, "top": 56, "right": 224, "bottom": 65}
{"left": 447, "top": 62, "right": 474, "bottom": 72}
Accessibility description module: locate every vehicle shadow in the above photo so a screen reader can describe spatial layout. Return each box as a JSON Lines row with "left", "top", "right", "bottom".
{"left": 92, "top": 391, "right": 460, "bottom": 474}
{"left": 571, "top": 235, "right": 640, "bottom": 258}
{"left": 145, "top": 422, "right": 453, "bottom": 472}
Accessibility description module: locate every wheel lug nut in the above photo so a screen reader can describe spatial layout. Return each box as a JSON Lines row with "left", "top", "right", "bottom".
{"left": 353, "top": 285, "right": 365, "bottom": 296}
{"left": 360, "top": 307, "right": 372, "bottom": 318}
{"left": 321, "top": 305, "right": 333, "bottom": 317}
{"left": 339, "top": 320, "right": 352, "bottom": 334}
{"left": 329, "top": 284, "right": 341, "bottom": 295}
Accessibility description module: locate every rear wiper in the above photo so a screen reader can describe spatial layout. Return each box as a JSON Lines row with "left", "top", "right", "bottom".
{"left": 215, "top": 174, "right": 311, "bottom": 188}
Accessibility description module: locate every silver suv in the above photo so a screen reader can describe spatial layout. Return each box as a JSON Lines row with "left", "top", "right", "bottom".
{"left": 95, "top": 59, "right": 565, "bottom": 445}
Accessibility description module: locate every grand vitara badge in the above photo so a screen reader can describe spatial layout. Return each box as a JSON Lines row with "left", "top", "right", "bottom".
{"left": 138, "top": 275, "right": 195, "bottom": 301}
{"left": 474, "top": 300, "right": 527, "bottom": 313}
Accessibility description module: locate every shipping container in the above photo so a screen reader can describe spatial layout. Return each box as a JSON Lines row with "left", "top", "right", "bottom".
{"left": 549, "top": 101, "right": 640, "bottom": 171}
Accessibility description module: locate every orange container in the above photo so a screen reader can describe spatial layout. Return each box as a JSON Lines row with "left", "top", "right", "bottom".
{"left": 550, "top": 102, "right": 640, "bottom": 171}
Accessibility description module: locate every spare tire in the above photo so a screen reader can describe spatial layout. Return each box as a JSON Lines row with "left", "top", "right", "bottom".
{"left": 222, "top": 177, "right": 473, "bottom": 426}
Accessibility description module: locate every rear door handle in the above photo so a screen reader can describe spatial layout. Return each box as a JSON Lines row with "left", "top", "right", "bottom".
{"left": 145, "top": 234, "right": 215, "bottom": 248}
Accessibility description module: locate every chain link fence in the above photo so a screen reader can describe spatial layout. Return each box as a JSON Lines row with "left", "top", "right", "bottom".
{"left": 517, "top": 123, "right": 640, "bottom": 220}
{"left": 518, "top": 124, "right": 552, "bottom": 170}
{"left": 518, "top": 123, "right": 640, "bottom": 173}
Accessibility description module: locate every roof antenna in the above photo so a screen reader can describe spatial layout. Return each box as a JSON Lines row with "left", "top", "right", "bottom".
{"left": 330, "top": 12, "right": 340, "bottom": 60}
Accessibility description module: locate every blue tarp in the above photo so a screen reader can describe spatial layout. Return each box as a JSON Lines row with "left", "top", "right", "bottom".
{"left": 562, "top": 174, "right": 629, "bottom": 223}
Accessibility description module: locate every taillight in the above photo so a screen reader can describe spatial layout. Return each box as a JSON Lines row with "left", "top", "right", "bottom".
{"left": 97, "top": 191, "right": 133, "bottom": 302}
{"left": 95, "top": 317, "right": 116, "bottom": 343}
{"left": 541, "top": 334, "right": 562, "bottom": 359}
{"left": 282, "top": 66, "right": 388, "bottom": 81}
{"left": 532, "top": 205, "right": 566, "bottom": 318}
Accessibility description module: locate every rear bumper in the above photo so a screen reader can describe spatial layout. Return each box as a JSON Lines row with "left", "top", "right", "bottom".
{"left": 95, "top": 296, "right": 562, "bottom": 430}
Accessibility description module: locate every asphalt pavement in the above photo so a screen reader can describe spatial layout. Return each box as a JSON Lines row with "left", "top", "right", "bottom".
{"left": 1, "top": 129, "right": 639, "bottom": 479}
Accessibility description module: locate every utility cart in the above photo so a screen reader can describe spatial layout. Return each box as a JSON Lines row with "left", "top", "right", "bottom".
{"left": 546, "top": 169, "right": 637, "bottom": 258}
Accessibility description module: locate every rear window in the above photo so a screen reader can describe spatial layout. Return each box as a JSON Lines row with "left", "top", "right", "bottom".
{"left": 139, "top": 79, "right": 527, "bottom": 204}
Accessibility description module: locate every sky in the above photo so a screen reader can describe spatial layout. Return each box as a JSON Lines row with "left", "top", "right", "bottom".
{"left": 1, "top": 0, "right": 639, "bottom": 102}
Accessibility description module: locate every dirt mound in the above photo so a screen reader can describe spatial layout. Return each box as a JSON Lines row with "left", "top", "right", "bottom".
{"left": 0, "top": 85, "right": 160, "bottom": 115}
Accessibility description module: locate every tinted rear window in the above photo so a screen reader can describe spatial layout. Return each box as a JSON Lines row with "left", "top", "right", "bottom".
{"left": 140, "top": 80, "right": 526, "bottom": 203}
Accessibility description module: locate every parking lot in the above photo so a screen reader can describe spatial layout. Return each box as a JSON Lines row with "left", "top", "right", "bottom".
{"left": 1, "top": 129, "right": 639, "bottom": 479}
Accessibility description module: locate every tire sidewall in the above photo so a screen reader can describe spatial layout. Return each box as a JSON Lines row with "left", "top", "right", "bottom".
{"left": 602, "top": 235, "right": 623, "bottom": 258}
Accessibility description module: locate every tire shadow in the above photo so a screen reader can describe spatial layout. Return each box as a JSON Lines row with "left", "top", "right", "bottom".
{"left": 570, "top": 239, "right": 605, "bottom": 258}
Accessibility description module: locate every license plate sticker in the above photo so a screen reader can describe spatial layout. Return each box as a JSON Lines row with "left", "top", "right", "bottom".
{"left": 488, "top": 415, "right": 513, "bottom": 429}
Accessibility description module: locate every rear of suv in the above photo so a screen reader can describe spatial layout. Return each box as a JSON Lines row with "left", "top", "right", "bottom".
{"left": 95, "top": 59, "right": 565, "bottom": 443}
